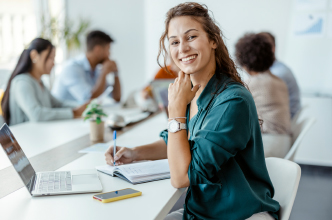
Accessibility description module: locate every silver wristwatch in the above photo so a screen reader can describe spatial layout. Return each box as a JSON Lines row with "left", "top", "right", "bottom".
{"left": 168, "top": 119, "right": 187, "bottom": 133}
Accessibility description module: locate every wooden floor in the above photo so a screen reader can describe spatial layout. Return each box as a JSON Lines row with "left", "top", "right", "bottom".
{"left": 290, "top": 164, "right": 332, "bottom": 220}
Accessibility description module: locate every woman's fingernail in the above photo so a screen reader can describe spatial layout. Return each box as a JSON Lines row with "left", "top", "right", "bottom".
{"left": 114, "top": 156, "right": 119, "bottom": 161}
{"left": 199, "top": 85, "right": 201, "bottom": 88}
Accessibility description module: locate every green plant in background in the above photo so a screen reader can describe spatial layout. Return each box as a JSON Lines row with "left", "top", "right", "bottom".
{"left": 82, "top": 100, "right": 108, "bottom": 124}
{"left": 63, "top": 18, "right": 90, "bottom": 51}
{"left": 40, "top": 14, "right": 90, "bottom": 51}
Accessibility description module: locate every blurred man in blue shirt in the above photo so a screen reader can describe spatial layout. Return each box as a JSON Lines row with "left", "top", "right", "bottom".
{"left": 52, "top": 30, "right": 121, "bottom": 103}
{"left": 260, "top": 32, "right": 301, "bottom": 118}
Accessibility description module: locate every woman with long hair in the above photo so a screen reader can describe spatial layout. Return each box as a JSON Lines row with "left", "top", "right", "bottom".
{"left": 105, "top": 3, "right": 279, "bottom": 219}
{"left": 1, "top": 38, "right": 87, "bottom": 125}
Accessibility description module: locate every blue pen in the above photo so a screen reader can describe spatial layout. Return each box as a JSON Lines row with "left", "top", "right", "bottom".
{"left": 113, "top": 130, "right": 117, "bottom": 166}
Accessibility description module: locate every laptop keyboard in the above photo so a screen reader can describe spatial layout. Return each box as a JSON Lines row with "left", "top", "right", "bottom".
{"left": 37, "top": 171, "right": 72, "bottom": 193}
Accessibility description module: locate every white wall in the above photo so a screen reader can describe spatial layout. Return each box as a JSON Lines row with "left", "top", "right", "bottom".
{"left": 144, "top": 0, "right": 293, "bottom": 79}
{"left": 67, "top": 0, "right": 332, "bottom": 97}
{"left": 295, "top": 96, "right": 332, "bottom": 166}
{"left": 66, "top": 0, "right": 146, "bottom": 99}
{"left": 285, "top": 2, "right": 332, "bottom": 95}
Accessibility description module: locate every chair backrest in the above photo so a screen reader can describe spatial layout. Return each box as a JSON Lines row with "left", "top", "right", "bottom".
{"left": 0, "top": 88, "right": 4, "bottom": 116}
{"left": 0, "top": 115, "right": 4, "bottom": 127}
{"left": 285, "top": 117, "right": 316, "bottom": 161}
{"left": 290, "top": 106, "right": 307, "bottom": 129}
{"left": 266, "top": 157, "right": 301, "bottom": 220}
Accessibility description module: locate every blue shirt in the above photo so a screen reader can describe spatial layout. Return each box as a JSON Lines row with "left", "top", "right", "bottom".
{"left": 52, "top": 54, "right": 111, "bottom": 103}
{"left": 270, "top": 60, "right": 301, "bottom": 118}
{"left": 160, "top": 74, "right": 279, "bottom": 220}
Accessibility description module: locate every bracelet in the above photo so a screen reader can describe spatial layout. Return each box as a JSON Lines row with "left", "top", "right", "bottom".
{"left": 168, "top": 117, "right": 187, "bottom": 121}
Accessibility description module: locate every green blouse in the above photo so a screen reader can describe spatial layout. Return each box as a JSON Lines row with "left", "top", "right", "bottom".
{"left": 160, "top": 73, "right": 280, "bottom": 220}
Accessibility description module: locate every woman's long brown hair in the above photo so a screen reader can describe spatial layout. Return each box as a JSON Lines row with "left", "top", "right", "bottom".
{"left": 156, "top": 3, "right": 265, "bottom": 127}
{"left": 157, "top": 2, "right": 245, "bottom": 89}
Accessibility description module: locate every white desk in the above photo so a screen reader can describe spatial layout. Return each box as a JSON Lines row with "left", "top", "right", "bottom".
{"left": 0, "top": 119, "right": 90, "bottom": 170}
{"left": 0, "top": 107, "right": 157, "bottom": 170}
{"left": 0, "top": 113, "right": 185, "bottom": 220}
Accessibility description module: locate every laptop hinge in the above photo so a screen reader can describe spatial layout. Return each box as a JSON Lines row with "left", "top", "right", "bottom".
{"left": 29, "top": 173, "right": 37, "bottom": 195}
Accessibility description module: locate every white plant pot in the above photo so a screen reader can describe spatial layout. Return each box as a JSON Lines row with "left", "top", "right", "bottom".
{"left": 90, "top": 121, "right": 104, "bottom": 142}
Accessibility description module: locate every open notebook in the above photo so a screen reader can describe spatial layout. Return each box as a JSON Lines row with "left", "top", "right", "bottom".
{"left": 96, "top": 159, "right": 170, "bottom": 184}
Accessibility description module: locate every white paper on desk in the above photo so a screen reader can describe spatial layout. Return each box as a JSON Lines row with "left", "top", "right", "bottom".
{"left": 79, "top": 143, "right": 134, "bottom": 153}
{"left": 79, "top": 143, "right": 111, "bottom": 153}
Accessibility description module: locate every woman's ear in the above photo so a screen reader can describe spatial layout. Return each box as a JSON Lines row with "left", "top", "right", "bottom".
{"left": 209, "top": 39, "right": 217, "bottom": 50}
{"left": 212, "top": 41, "right": 217, "bottom": 49}
{"left": 30, "top": 49, "right": 39, "bottom": 63}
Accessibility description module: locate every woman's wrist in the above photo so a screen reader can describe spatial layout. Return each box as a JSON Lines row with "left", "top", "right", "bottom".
{"left": 131, "top": 147, "right": 140, "bottom": 161}
{"left": 168, "top": 103, "right": 187, "bottom": 118}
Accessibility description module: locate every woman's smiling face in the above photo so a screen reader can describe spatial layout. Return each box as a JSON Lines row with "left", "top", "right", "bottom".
{"left": 168, "top": 16, "right": 216, "bottom": 75}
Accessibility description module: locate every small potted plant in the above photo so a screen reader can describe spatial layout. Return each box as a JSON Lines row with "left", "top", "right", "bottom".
{"left": 82, "top": 100, "right": 108, "bottom": 142}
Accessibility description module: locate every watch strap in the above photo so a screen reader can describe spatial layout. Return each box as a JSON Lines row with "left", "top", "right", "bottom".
{"left": 179, "top": 123, "right": 187, "bottom": 130}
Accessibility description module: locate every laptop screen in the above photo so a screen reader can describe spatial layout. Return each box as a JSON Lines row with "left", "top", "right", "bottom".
{"left": 0, "top": 124, "right": 35, "bottom": 193}
{"left": 150, "top": 79, "right": 175, "bottom": 118}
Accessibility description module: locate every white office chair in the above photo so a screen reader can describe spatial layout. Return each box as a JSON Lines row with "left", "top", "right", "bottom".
{"left": 265, "top": 157, "right": 301, "bottom": 220}
{"left": 284, "top": 117, "right": 316, "bottom": 161}
{"left": 0, "top": 115, "right": 4, "bottom": 127}
{"left": 290, "top": 106, "right": 307, "bottom": 127}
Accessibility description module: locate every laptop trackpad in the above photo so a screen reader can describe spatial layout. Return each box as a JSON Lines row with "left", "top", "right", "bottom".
{"left": 72, "top": 174, "right": 98, "bottom": 185}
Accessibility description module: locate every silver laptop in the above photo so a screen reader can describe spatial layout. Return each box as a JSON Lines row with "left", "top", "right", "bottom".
{"left": 150, "top": 79, "right": 175, "bottom": 117}
{"left": 0, "top": 123, "right": 103, "bottom": 196}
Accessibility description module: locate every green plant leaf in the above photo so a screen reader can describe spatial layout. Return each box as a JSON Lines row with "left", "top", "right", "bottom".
{"left": 96, "top": 117, "right": 101, "bottom": 124}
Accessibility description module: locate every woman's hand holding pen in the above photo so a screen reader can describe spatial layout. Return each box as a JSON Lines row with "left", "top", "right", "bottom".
{"left": 105, "top": 146, "right": 136, "bottom": 166}
{"left": 168, "top": 71, "right": 200, "bottom": 117}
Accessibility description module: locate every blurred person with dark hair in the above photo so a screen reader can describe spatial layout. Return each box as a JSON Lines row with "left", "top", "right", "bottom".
{"left": 259, "top": 32, "right": 301, "bottom": 118}
{"left": 52, "top": 30, "right": 121, "bottom": 103}
{"left": 236, "top": 33, "right": 291, "bottom": 158}
{"left": 1, "top": 38, "right": 87, "bottom": 125}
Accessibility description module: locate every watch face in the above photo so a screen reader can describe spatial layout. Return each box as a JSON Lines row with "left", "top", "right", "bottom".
{"left": 169, "top": 120, "right": 179, "bottom": 132}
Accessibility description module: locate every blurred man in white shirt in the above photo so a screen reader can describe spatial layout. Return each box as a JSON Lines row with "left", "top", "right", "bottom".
{"left": 52, "top": 30, "right": 121, "bottom": 103}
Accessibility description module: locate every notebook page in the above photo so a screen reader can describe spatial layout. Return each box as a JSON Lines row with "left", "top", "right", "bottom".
{"left": 117, "top": 159, "right": 169, "bottom": 177}
{"left": 95, "top": 165, "right": 118, "bottom": 176}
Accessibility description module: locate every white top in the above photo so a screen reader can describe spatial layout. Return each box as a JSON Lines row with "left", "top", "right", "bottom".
{"left": 9, "top": 74, "right": 77, "bottom": 125}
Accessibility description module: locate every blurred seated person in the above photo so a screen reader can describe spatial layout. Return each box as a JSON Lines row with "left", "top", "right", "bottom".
{"left": 259, "top": 32, "right": 301, "bottom": 118}
{"left": 1, "top": 38, "right": 87, "bottom": 126}
{"left": 129, "top": 59, "right": 180, "bottom": 112}
{"left": 141, "top": 58, "right": 180, "bottom": 99}
{"left": 235, "top": 33, "right": 291, "bottom": 158}
{"left": 52, "top": 30, "right": 121, "bottom": 104}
